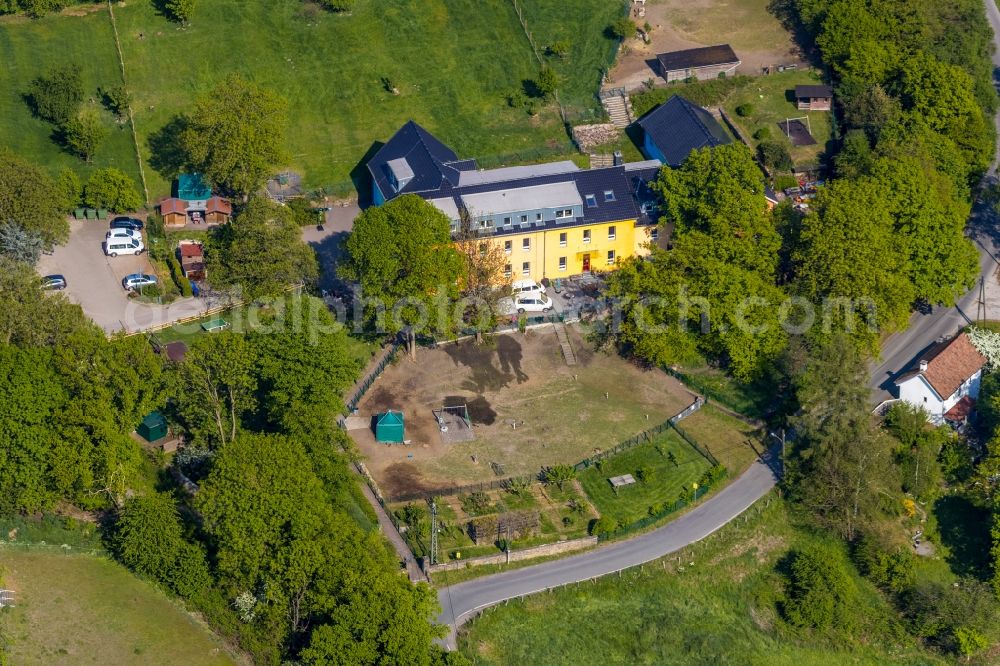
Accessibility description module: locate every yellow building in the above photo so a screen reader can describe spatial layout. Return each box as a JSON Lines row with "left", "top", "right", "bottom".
{"left": 367, "top": 121, "right": 666, "bottom": 283}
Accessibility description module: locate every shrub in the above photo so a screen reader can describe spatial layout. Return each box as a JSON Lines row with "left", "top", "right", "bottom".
{"left": 100, "top": 84, "right": 131, "bottom": 120}
{"left": 506, "top": 88, "right": 527, "bottom": 109}
{"left": 735, "top": 103, "right": 754, "bottom": 117}
{"left": 758, "top": 140, "right": 793, "bottom": 172}
{"left": 547, "top": 39, "right": 570, "bottom": 59}
{"left": 781, "top": 543, "right": 857, "bottom": 630}
{"left": 774, "top": 174, "right": 798, "bottom": 190}
{"left": 179, "top": 276, "right": 193, "bottom": 297}
{"left": 852, "top": 534, "right": 914, "bottom": 592}
{"left": 62, "top": 108, "right": 109, "bottom": 163}
{"left": 84, "top": 168, "right": 143, "bottom": 212}
{"left": 752, "top": 127, "right": 771, "bottom": 141}
{"left": 590, "top": 516, "right": 616, "bottom": 536}
{"left": 535, "top": 66, "right": 558, "bottom": 99}
{"left": 607, "top": 17, "right": 635, "bottom": 40}
{"left": 460, "top": 491, "right": 492, "bottom": 516}
{"left": 26, "top": 64, "right": 83, "bottom": 124}
{"left": 56, "top": 168, "right": 82, "bottom": 211}
{"left": 318, "top": 0, "right": 354, "bottom": 10}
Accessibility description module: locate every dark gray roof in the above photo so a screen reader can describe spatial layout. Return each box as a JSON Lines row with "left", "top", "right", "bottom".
{"left": 638, "top": 95, "right": 732, "bottom": 168}
{"left": 367, "top": 120, "right": 462, "bottom": 198}
{"left": 795, "top": 84, "right": 833, "bottom": 99}
{"left": 656, "top": 44, "right": 739, "bottom": 73}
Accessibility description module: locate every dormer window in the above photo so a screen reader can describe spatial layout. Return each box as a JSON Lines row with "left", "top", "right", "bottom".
{"left": 585, "top": 194, "right": 597, "bottom": 208}
{"left": 604, "top": 190, "right": 616, "bottom": 202}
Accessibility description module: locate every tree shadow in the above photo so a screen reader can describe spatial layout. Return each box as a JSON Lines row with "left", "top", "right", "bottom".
{"left": 932, "top": 495, "right": 992, "bottom": 580}
{"left": 496, "top": 335, "right": 528, "bottom": 384}
{"left": 522, "top": 78, "right": 543, "bottom": 100}
{"left": 147, "top": 115, "right": 191, "bottom": 181}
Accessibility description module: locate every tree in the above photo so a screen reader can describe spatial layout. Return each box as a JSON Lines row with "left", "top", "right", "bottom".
{"left": 0, "top": 258, "right": 93, "bottom": 347}
{"left": 0, "top": 148, "right": 68, "bottom": 245}
{"left": 62, "top": 107, "right": 108, "bottom": 163}
{"left": 781, "top": 542, "right": 857, "bottom": 630}
{"left": 56, "top": 168, "right": 82, "bottom": 211}
{"left": 178, "top": 75, "right": 288, "bottom": 200}
{"left": 83, "top": 167, "right": 144, "bottom": 212}
{"left": 758, "top": 140, "right": 793, "bottom": 171}
{"left": 341, "top": 194, "right": 464, "bottom": 340}
{"left": 535, "top": 66, "right": 558, "bottom": 99}
{"left": 207, "top": 197, "right": 318, "bottom": 301}
{"left": 790, "top": 335, "right": 898, "bottom": 539}
{"left": 26, "top": 64, "right": 83, "bottom": 124}
{"left": 99, "top": 84, "right": 131, "bottom": 120}
{"left": 174, "top": 332, "right": 257, "bottom": 447}
{"left": 162, "top": 0, "right": 195, "bottom": 23}
{"left": 0, "top": 224, "right": 44, "bottom": 265}
{"left": 544, "top": 464, "right": 576, "bottom": 491}
{"left": 455, "top": 212, "right": 512, "bottom": 342}
{"left": 547, "top": 39, "right": 570, "bottom": 59}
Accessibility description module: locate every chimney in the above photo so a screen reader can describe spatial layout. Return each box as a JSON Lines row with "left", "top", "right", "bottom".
{"left": 613, "top": 150, "right": 623, "bottom": 166}
{"left": 919, "top": 360, "right": 928, "bottom": 372}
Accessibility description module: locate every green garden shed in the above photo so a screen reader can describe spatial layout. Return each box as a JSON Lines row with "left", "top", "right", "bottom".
{"left": 137, "top": 411, "right": 168, "bottom": 442}
{"left": 375, "top": 411, "right": 405, "bottom": 444}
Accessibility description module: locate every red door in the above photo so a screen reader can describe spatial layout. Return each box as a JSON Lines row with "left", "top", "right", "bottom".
{"left": 582, "top": 254, "right": 591, "bottom": 272}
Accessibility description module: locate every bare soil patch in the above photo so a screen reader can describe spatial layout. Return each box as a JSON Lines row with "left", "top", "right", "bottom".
{"left": 350, "top": 325, "right": 695, "bottom": 499}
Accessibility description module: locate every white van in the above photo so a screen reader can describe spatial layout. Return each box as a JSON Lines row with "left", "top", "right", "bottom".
{"left": 104, "top": 237, "right": 144, "bottom": 257}
{"left": 511, "top": 279, "right": 546, "bottom": 297}
{"left": 497, "top": 294, "right": 553, "bottom": 315}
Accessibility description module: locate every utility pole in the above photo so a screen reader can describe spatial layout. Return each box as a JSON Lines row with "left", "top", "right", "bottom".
{"left": 430, "top": 499, "right": 438, "bottom": 566}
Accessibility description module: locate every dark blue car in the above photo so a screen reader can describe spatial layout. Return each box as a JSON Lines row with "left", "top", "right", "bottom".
{"left": 109, "top": 216, "right": 145, "bottom": 231}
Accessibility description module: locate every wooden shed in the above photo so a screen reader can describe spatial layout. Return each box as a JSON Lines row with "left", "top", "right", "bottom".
{"left": 795, "top": 84, "right": 833, "bottom": 111}
{"left": 178, "top": 241, "right": 206, "bottom": 281}
{"left": 656, "top": 44, "right": 740, "bottom": 82}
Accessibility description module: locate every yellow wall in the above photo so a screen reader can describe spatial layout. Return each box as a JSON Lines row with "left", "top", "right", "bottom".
{"left": 477, "top": 218, "right": 655, "bottom": 282}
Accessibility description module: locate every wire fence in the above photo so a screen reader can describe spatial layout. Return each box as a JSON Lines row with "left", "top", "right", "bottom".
{"left": 345, "top": 343, "right": 402, "bottom": 413}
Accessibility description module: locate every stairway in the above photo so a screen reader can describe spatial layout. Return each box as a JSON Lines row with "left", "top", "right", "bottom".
{"left": 553, "top": 323, "right": 577, "bottom": 366}
{"left": 601, "top": 90, "right": 633, "bottom": 128}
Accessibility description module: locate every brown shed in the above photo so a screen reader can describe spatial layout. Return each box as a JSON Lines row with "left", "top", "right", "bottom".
{"left": 656, "top": 44, "right": 740, "bottom": 82}
{"left": 795, "top": 84, "right": 833, "bottom": 111}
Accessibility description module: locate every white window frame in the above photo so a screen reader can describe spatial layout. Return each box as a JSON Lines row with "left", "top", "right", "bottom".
{"left": 607, "top": 249, "right": 615, "bottom": 265}
{"left": 535, "top": 212, "right": 542, "bottom": 221}
{"left": 558, "top": 256, "right": 567, "bottom": 271}
{"left": 520, "top": 214, "right": 528, "bottom": 223}
{"left": 521, "top": 261, "right": 530, "bottom": 276}
{"left": 585, "top": 194, "right": 597, "bottom": 208}
{"left": 503, "top": 217, "right": 512, "bottom": 226}
{"left": 504, "top": 263, "right": 512, "bottom": 278}
{"left": 522, "top": 238, "right": 531, "bottom": 251}
{"left": 608, "top": 225, "right": 616, "bottom": 240}
{"left": 604, "top": 190, "right": 616, "bottom": 202}
{"left": 559, "top": 232, "right": 567, "bottom": 247}
{"left": 504, "top": 240, "right": 512, "bottom": 254}
{"left": 650, "top": 227, "right": 659, "bottom": 241}
{"left": 583, "top": 229, "right": 591, "bottom": 244}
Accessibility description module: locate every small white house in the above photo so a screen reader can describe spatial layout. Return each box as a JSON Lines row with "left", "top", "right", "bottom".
{"left": 894, "top": 332, "right": 986, "bottom": 425}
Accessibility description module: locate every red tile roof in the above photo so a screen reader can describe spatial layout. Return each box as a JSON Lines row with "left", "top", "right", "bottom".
{"left": 159, "top": 198, "right": 188, "bottom": 215}
{"left": 178, "top": 243, "right": 203, "bottom": 258}
{"left": 943, "top": 395, "right": 976, "bottom": 423}
{"left": 895, "top": 332, "right": 986, "bottom": 399}
{"left": 206, "top": 196, "right": 232, "bottom": 215}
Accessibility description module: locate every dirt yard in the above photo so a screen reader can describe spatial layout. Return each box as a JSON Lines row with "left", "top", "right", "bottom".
{"left": 350, "top": 325, "right": 695, "bottom": 499}
{"left": 609, "top": 0, "right": 805, "bottom": 92}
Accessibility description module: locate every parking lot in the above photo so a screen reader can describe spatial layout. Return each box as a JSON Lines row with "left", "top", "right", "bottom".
{"left": 37, "top": 218, "right": 211, "bottom": 334}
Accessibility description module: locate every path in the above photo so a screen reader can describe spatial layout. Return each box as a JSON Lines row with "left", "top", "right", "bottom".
{"left": 870, "top": 0, "right": 1000, "bottom": 402}
{"left": 354, "top": 470, "right": 425, "bottom": 583}
{"left": 436, "top": 448, "right": 780, "bottom": 648}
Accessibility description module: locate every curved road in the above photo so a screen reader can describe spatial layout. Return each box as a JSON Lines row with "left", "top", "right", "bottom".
{"left": 436, "top": 450, "right": 781, "bottom": 647}
{"left": 871, "top": 0, "right": 1000, "bottom": 400}
{"left": 437, "top": 0, "right": 1000, "bottom": 649}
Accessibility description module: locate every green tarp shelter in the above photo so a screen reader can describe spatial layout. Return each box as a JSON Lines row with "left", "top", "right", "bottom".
{"left": 176, "top": 173, "right": 212, "bottom": 201}
{"left": 138, "top": 411, "right": 168, "bottom": 442}
{"left": 375, "top": 411, "right": 404, "bottom": 443}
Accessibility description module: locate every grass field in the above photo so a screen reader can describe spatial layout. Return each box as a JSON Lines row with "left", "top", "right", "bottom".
{"left": 577, "top": 429, "right": 711, "bottom": 525}
{"left": 458, "top": 500, "right": 946, "bottom": 666}
{"left": 722, "top": 70, "right": 833, "bottom": 168}
{"left": 0, "top": 0, "right": 623, "bottom": 198}
{"left": 0, "top": 549, "right": 238, "bottom": 666}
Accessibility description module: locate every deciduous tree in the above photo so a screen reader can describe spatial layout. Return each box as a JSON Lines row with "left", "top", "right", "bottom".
{"left": 0, "top": 148, "right": 68, "bottom": 245}
{"left": 83, "top": 167, "right": 144, "bottom": 212}
{"left": 26, "top": 64, "right": 83, "bottom": 124}
{"left": 63, "top": 107, "right": 108, "bottom": 163}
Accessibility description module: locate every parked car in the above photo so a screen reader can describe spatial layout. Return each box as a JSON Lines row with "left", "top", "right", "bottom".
{"left": 106, "top": 227, "right": 141, "bottom": 240}
{"left": 41, "top": 274, "right": 67, "bottom": 290}
{"left": 511, "top": 278, "right": 546, "bottom": 296}
{"left": 104, "top": 237, "right": 144, "bottom": 257}
{"left": 497, "top": 294, "right": 553, "bottom": 315}
{"left": 122, "top": 273, "right": 157, "bottom": 291}
{"left": 109, "top": 216, "right": 144, "bottom": 231}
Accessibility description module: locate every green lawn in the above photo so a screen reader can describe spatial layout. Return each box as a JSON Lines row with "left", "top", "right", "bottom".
{"left": 578, "top": 429, "right": 711, "bottom": 525}
{"left": 1, "top": 0, "right": 622, "bottom": 199}
{"left": 458, "top": 500, "right": 946, "bottom": 666}
{"left": 721, "top": 70, "right": 833, "bottom": 168}
{"left": 0, "top": 549, "right": 238, "bottom": 666}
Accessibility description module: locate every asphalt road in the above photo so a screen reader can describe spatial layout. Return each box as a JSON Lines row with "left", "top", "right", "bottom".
{"left": 870, "top": 0, "right": 1000, "bottom": 401}
{"left": 436, "top": 449, "right": 781, "bottom": 647}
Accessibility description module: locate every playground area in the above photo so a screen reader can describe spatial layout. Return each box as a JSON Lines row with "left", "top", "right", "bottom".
{"left": 349, "top": 325, "right": 697, "bottom": 499}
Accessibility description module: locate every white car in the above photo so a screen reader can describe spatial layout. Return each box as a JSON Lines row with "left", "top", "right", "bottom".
{"left": 497, "top": 294, "right": 554, "bottom": 315}
{"left": 107, "top": 228, "right": 141, "bottom": 240}
{"left": 104, "top": 237, "right": 144, "bottom": 257}
{"left": 511, "top": 278, "right": 546, "bottom": 297}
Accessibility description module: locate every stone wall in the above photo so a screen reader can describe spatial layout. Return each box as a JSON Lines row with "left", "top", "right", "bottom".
{"left": 427, "top": 536, "right": 598, "bottom": 574}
